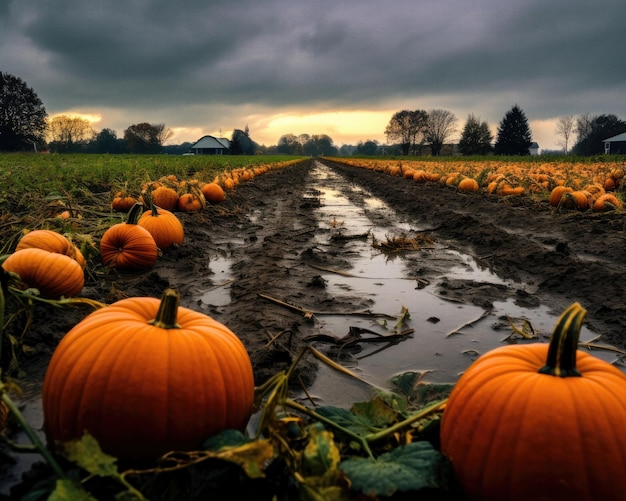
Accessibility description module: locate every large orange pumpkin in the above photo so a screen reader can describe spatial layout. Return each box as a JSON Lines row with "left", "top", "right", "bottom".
{"left": 100, "top": 204, "right": 158, "bottom": 272}
{"left": 16, "top": 229, "right": 86, "bottom": 268}
{"left": 137, "top": 205, "right": 184, "bottom": 249}
{"left": 440, "top": 303, "right": 626, "bottom": 501}
{"left": 2, "top": 248, "right": 84, "bottom": 299}
{"left": 42, "top": 289, "right": 255, "bottom": 461}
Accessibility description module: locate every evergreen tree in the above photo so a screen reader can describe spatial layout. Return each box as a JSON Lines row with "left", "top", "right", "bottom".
{"left": 459, "top": 114, "right": 493, "bottom": 155}
{"left": 231, "top": 128, "right": 257, "bottom": 155}
{"left": 494, "top": 105, "right": 532, "bottom": 155}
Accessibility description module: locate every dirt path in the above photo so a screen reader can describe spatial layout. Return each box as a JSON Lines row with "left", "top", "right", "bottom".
{"left": 2, "top": 156, "right": 626, "bottom": 498}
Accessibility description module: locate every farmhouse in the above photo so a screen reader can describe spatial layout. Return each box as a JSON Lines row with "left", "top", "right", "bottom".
{"left": 189, "top": 135, "right": 231, "bottom": 155}
{"left": 603, "top": 132, "right": 626, "bottom": 154}
{"left": 529, "top": 142, "right": 540, "bottom": 155}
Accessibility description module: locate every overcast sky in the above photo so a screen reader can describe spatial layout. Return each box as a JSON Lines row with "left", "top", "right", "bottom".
{"left": 2, "top": 0, "right": 624, "bottom": 151}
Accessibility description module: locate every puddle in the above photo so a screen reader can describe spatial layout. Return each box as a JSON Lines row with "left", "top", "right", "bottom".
{"left": 301, "top": 162, "right": 625, "bottom": 405}
{"left": 198, "top": 255, "right": 234, "bottom": 307}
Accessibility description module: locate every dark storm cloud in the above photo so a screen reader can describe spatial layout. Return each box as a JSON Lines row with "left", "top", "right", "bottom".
{"left": 1, "top": 0, "right": 625, "bottom": 145}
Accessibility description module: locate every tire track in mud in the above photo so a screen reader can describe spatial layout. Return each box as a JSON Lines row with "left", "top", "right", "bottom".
{"left": 193, "top": 159, "right": 374, "bottom": 386}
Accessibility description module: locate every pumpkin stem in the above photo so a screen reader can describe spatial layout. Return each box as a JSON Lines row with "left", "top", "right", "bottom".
{"left": 538, "top": 302, "right": 586, "bottom": 378}
{"left": 126, "top": 202, "right": 144, "bottom": 225}
{"left": 149, "top": 288, "right": 181, "bottom": 329}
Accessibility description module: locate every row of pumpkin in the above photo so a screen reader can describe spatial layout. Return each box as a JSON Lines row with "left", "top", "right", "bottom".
{"left": 2, "top": 202, "right": 181, "bottom": 300}
{"left": 111, "top": 163, "right": 285, "bottom": 214}
{"left": 327, "top": 157, "right": 625, "bottom": 212}
{"left": 2, "top": 160, "right": 304, "bottom": 301}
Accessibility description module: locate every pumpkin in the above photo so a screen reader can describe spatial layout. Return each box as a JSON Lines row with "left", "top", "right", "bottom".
{"left": 549, "top": 185, "right": 573, "bottom": 206}
{"left": 111, "top": 192, "right": 137, "bottom": 212}
{"left": 440, "top": 303, "right": 626, "bottom": 501}
{"left": 16, "top": 229, "right": 86, "bottom": 268}
{"left": 176, "top": 192, "right": 205, "bottom": 212}
{"left": 457, "top": 178, "right": 480, "bottom": 193}
{"left": 592, "top": 193, "right": 622, "bottom": 212}
{"left": 42, "top": 288, "right": 255, "bottom": 461}
{"left": 150, "top": 186, "right": 179, "bottom": 210}
{"left": 2, "top": 248, "right": 84, "bottom": 298}
{"left": 561, "top": 190, "right": 592, "bottom": 210}
{"left": 100, "top": 203, "right": 158, "bottom": 272}
{"left": 201, "top": 182, "right": 225, "bottom": 204}
{"left": 137, "top": 204, "right": 184, "bottom": 249}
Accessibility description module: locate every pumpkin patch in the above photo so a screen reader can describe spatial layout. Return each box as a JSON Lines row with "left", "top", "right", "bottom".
{"left": 1, "top": 154, "right": 625, "bottom": 500}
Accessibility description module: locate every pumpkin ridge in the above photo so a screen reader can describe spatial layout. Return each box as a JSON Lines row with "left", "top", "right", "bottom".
{"left": 462, "top": 373, "right": 539, "bottom": 493}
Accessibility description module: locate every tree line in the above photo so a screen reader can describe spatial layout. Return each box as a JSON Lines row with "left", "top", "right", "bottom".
{"left": 1, "top": 71, "right": 625, "bottom": 156}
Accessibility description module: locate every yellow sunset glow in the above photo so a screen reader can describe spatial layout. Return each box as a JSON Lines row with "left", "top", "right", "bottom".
{"left": 50, "top": 112, "right": 103, "bottom": 124}
{"left": 259, "top": 110, "right": 392, "bottom": 145}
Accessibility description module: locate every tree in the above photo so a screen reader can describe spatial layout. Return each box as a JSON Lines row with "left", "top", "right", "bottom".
{"left": 572, "top": 114, "right": 626, "bottom": 156}
{"left": 302, "top": 134, "right": 337, "bottom": 156}
{"left": 231, "top": 128, "right": 257, "bottom": 155}
{"left": 575, "top": 114, "right": 593, "bottom": 143}
{"left": 494, "top": 105, "right": 533, "bottom": 155}
{"left": 124, "top": 123, "right": 172, "bottom": 153}
{"left": 459, "top": 114, "right": 493, "bottom": 155}
{"left": 554, "top": 115, "right": 576, "bottom": 154}
{"left": 92, "top": 128, "right": 126, "bottom": 154}
{"left": 426, "top": 109, "right": 458, "bottom": 156}
{"left": 277, "top": 134, "right": 303, "bottom": 155}
{"left": 384, "top": 110, "right": 428, "bottom": 155}
{"left": 355, "top": 140, "right": 380, "bottom": 156}
{"left": 47, "top": 115, "right": 95, "bottom": 152}
{"left": 0, "top": 72, "right": 47, "bottom": 151}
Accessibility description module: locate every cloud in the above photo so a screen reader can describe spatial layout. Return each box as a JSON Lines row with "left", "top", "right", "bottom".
{"left": 1, "top": 0, "right": 625, "bottom": 149}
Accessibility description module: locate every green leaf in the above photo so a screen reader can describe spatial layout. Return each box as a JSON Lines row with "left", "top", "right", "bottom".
{"left": 62, "top": 432, "right": 119, "bottom": 478}
{"left": 202, "top": 428, "right": 251, "bottom": 451}
{"left": 350, "top": 395, "right": 400, "bottom": 428}
{"left": 394, "top": 305, "right": 410, "bottom": 330}
{"left": 315, "top": 406, "right": 378, "bottom": 437}
{"left": 390, "top": 372, "right": 454, "bottom": 406}
{"left": 302, "top": 423, "right": 340, "bottom": 476}
{"left": 339, "top": 441, "right": 447, "bottom": 497}
{"left": 48, "top": 478, "right": 95, "bottom": 501}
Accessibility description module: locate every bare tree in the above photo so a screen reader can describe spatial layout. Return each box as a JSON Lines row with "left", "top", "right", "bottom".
{"left": 384, "top": 110, "right": 428, "bottom": 155}
{"left": 426, "top": 109, "right": 458, "bottom": 156}
{"left": 124, "top": 123, "right": 172, "bottom": 153}
{"left": 575, "top": 114, "right": 593, "bottom": 143}
{"left": 47, "top": 115, "right": 95, "bottom": 152}
{"left": 555, "top": 115, "right": 575, "bottom": 154}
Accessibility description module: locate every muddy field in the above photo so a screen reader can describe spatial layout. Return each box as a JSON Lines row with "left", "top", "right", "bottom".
{"left": 2, "top": 156, "right": 626, "bottom": 498}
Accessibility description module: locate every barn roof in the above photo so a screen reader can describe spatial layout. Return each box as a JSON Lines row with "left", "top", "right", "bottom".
{"left": 191, "top": 135, "right": 230, "bottom": 149}
{"left": 603, "top": 132, "right": 626, "bottom": 142}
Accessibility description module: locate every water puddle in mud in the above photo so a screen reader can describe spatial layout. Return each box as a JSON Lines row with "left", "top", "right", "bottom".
{"left": 198, "top": 255, "right": 234, "bottom": 307}
{"left": 300, "top": 162, "right": 624, "bottom": 405}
